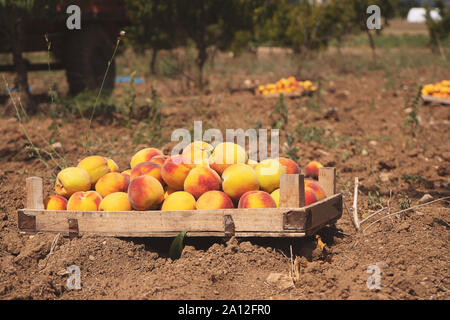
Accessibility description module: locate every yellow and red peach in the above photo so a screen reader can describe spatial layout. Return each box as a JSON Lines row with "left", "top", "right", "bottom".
{"left": 304, "top": 186, "right": 318, "bottom": 206}
{"left": 305, "top": 179, "right": 326, "bottom": 201}
{"left": 127, "top": 175, "right": 164, "bottom": 210}
{"left": 183, "top": 166, "right": 221, "bottom": 199}
{"left": 44, "top": 195, "right": 67, "bottom": 210}
{"left": 77, "top": 155, "right": 111, "bottom": 184}
{"left": 254, "top": 159, "right": 286, "bottom": 193}
{"left": 149, "top": 155, "right": 168, "bottom": 167}
{"left": 55, "top": 167, "right": 91, "bottom": 198}
{"left": 222, "top": 164, "right": 259, "bottom": 202}
{"left": 130, "top": 161, "right": 163, "bottom": 184}
{"left": 305, "top": 161, "right": 323, "bottom": 179}
{"left": 196, "top": 191, "right": 234, "bottom": 210}
{"left": 278, "top": 157, "right": 300, "bottom": 174}
{"left": 99, "top": 192, "right": 132, "bottom": 211}
{"left": 67, "top": 191, "right": 102, "bottom": 211}
{"left": 209, "top": 142, "right": 248, "bottom": 175}
{"left": 95, "top": 172, "right": 129, "bottom": 198}
{"left": 161, "top": 155, "right": 194, "bottom": 190}
{"left": 270, "top": 188, "right": 280, "bottom": 208}
{"left": 184, "top": 167, "right": 222, "bottom": 199}
{"left": 161, "top": 191, "right": 196, "bottom": 211}
{"left": 238, "top": 190, "right": 277, "bottom": 209}
{"left": 182, "top": 141, "right": 213, "bottom": 166}
{"left": 130, "top": 147, "right": 163, "bottom": 169}
{"left": 107, "top": 159, "right": 119, "bottom": 172}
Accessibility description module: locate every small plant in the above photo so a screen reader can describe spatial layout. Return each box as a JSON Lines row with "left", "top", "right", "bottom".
{"left": 122, "top": 71, "right": 137, "bottom": 127}
{"left": 271, "top": 93, "right": 289, "bottom": 130}
{"left": 403, "top": 85, "right": 422, "bottom": 137}
{"left": 283, "top": 133, "right": 300, "bottom": 162}
{"left": 368, "top": 190, "right": 383, "bottom": 209}
{"left": 399, "top": 193, "right": 411, "bottom": 210}
{"left": 401, "top": 173, "right": 425, "bottom": 186}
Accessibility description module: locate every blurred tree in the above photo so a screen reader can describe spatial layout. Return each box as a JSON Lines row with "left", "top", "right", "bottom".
{"left": 124, "top": 0, "right": 179, "bottom": 74}
{"left": 425, "top": 0, "right": 450, "bottom": 60}
{"left": 172, "top": 0, "right": 264, "bottom": 88}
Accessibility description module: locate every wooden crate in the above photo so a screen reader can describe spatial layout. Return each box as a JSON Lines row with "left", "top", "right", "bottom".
{"left": 17, "top": 168, "right": 342, "bottom": 238}
{"left": 422, "top": 95, "right": 450, "bottom": 105}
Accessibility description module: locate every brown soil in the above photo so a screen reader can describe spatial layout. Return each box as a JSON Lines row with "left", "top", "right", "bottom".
{"left": 0, "top": 48, "right": 449, "bottom": 300}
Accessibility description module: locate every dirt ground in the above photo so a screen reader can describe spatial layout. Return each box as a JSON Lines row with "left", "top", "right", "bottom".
{"left": 0, "top": 40, "right": 449, "bottom": 300}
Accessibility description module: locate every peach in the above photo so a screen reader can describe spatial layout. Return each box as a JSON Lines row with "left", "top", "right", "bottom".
{"left": 121, "top": 169, "right": 131, "bottom": 177}
{"left": 254, "top": 159, "right": 286, "bottom": 193}
{"left": 130, "top": 161, "right": 163, "bottom": 184}
{"left": 209, "top": 142, "right": 248, "bottom": 175}
{"left": 161, "top": 191, "right": 196, "bottom": 211}
{"left": 127, "top": 175, "right": 164, "bottom": 210}
{"left": 67, "top": 191, "right": 102, "bottom": 211}
{"left": 196, "top": 191, "right": 234, "bottom": 210}
{"left": 247, "top": 159, "right": 258, "bottom": 169}
{"left": 305, "top": 179, "right": 326, "bottom": 201}
{"left": 270, "top": 188, "right": 280, "bottom": 208}
{"left": 107, "top": 158, "right": 119, "bottom": 172}
{"left": 238, "top": 190, "right": 277, "bottom": 209}
{"left": 130, "top": 147, "right": 163, "bottom": 168}
{"left": 149, "top": 155, "right": 168, "bottom": 166}
{"left": 95, "top": 172, "right": 129, "bottom": 198}
{"left": 55, "top": 167, "right": 91, "bottom": 197}
{"left": 305, "top": 186, "right": 318, "bottom": 206}
{"left": 278, "top": 157, "right": 300, "bottom": 174}
{"left": 77, "top": 155, "right": 111, "bottom": 184}
{"left": 182, "top": 141, "right": 213, "bottom": 165}
{"left": 161, "top": 155, "right": 194, "bottom": 190}
{"left": 99, "top": 192, "right": 132, "bottom": 211}
{"left": 183, "top": 166, "right": 221, "bottom": 199}
{"left": 44, "top": 195, "right": 67, "bottom": 210}
{"left": 222, "top": 164, "right": 260, "bottom": 202}
{"left": 305, "top": 161, "right": 323, "bottom": 179}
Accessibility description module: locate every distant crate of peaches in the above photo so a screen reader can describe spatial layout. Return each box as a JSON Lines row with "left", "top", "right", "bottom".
{"left": 44, "top": 142, "right": 327, "bottom": 212}
{"left": 257, "top": 76, "right": 317, "bottom": 97}
{"left": 421, "top": 80, "right": 450, "bottom": 104}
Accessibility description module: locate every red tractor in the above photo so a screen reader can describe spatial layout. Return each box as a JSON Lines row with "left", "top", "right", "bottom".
{"left": 0, "top": 0, "right": 129, "bottom": 96}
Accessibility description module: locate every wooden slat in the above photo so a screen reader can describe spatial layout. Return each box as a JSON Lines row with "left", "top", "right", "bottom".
{"left": 305, "top": 193, "right": 342, "bottom": 233}
{"left": 279, "top": 174, "right": 305, "bottom": 208}
{"left": 422, "top": 95, "right": 450, "bottom": 105}
{"left": 26, "top": 177, "right": 44, "bottom": 210}
{"left": 319, "top": 167, "right": 336, "bottom": 197}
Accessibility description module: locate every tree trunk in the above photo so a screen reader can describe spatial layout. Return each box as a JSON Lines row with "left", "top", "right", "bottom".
{"left": 195, "top": 44, "right": 208, "bottom": 89}
{"left": 12, "top": 17, "right": 34, "bottom": 112}
{"left": 150, "top": 49, "right": 158, "bottom": 75}
{"left": 366, "top": 29, "right": 376, "bottom": 64}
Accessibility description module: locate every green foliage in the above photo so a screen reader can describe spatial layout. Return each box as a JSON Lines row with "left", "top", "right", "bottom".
{"left": 399, "top": 193, "right": 411, "bottom": 210}
{"left": 401, "top": 174, "right": 425, "bottom": 186}
{"left": 295, "top": 122, "right": 338, "bottom": 149}
{"left": 169, "top": 231, "right": 187, "bottom": 260}
{"left": 425, "top": 0, "right": 450, "bottom": 51}
{"left": 271, "top": 93, "right": 288, "bottom": 130}
{"left": 368, "top": 190, "right": 383, "bottom": 209}
{"left": 403, "top": 85, "right": 422, "bottom": 136}
{"left": 283, "top": 132, "right": 300, "bottom": 162}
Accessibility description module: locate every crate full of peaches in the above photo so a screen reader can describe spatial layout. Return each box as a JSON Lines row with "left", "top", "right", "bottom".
{"left": 45, "top": 142, "right": 327, "bottom": 212}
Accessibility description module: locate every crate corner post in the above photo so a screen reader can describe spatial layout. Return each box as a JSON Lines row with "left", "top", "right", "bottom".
{"left": 26, "top": 176, "right": 44, "bottom": 210}
{"left": 279, "top": 173, "right": 305, "bottom": 208}
{"left": 319, "top": 167, "right": 336, "bottom": 197}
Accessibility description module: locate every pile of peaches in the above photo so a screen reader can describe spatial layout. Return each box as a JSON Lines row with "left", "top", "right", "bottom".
{"left": 257, "top": 77, "right": 317, "bottom": 95}
{"left": 44, "top": 142, "right": 327, "bottom": 212}
{"left": 421, "top": 80, "right": 450, "bottom": 99}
